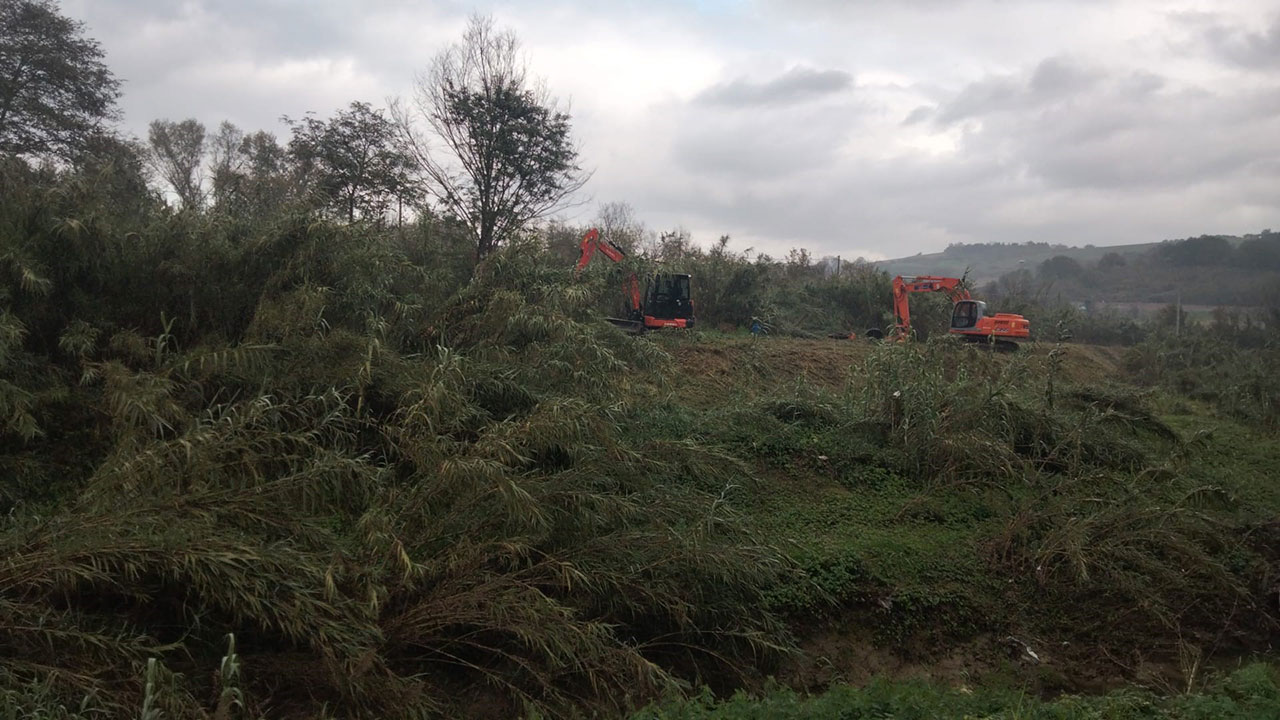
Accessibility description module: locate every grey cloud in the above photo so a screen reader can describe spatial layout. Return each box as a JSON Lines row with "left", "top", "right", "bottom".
{"left": 934, "top": 76, "right": 1019, "bottom": 124}
{"left": 696, "top": 67, "right": 853, "bottom": 107}
{"left": 1028, "top": 57, "right": 1103, "bottom": 96}
{"left": 936, "top": 57, "right": 1102, "bottom": 125}
{"left": 930, "top": 58, "right": 1280, "bottom": 193}
{"left": 1194, "top": 13, "right": 1280, "bottom": 70}
{"left": 667, "top": 100, "right": 855, "bottom": 179}
{"left": 1120, "top": 71, "right": 1165, "bottom": 95}
{"left": 671, "top": 124, "right": 829, "bottom": 177}
{"left": 767, "top": 0, "right": 980, "bottom": 18}
{"left": 903, "top": 106, "right": 933, "bottom": 125}
{"left": 628, "top": 51, "right": 1280, "bottom": 259}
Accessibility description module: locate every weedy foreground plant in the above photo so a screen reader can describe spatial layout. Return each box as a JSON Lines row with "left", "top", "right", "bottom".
{"left": 5, "top": 148, "right": 1280, "bottom": 720}
{"left": 0, "top": 163, "right": 797, "bottom": 718}
{"left": 643, "top": 333, "right": 1279, "bottom": 677}
{"left": 632, "top": 662, "right": 1280, "bottom": 719}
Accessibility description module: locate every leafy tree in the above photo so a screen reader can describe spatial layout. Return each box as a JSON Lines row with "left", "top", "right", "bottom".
{"left": 1097, "top": 251, "right": 1127, "bottom": 270}
{"left": 1153, "top": 302, "right": 1190, "bottom": 330}
{"left": 1234, "top": 233, "right": 1280, "bottom": 272}
{"left": 1038, "top": 254, "right": 1083, "bottom": 280}
{"left": 287, "top": 102, "right": 416, "bottom": 223}
{"left": 655, "top": 228, "right": 692, "bottom": 261}
{"left": 209, "top": 121, "right": 290, "bottom": 217}
{"left": 1155, "top": 234, "right": 1234, "bottom": 267}
{"left": 147, "top": 118, "right": 206, "bottom": 210}
{"left": 207, "top": 120, "right": 243, "bottom": 184}
{"left": 74, "top": 132, "right": 156, "bottom": 217}
{"left": 397, "top": 14, "right": 587, "bottom": 261}
{"left": 0, "top": 0, "right": 120, "bottom": 159}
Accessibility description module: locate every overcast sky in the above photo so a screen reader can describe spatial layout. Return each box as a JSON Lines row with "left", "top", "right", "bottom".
{"left": 60, "top": 0, "right": 1280, "bottom": 260}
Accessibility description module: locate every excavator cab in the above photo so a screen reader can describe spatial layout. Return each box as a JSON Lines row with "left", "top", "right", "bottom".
{"left": 949, "top": 297, "right": 1030, "bottom": 350}
{"left": 950, "top": 300, "right": 985, "bottom": 330}
{"left": 641, "top": 273, "right": 695, "bottom": 329}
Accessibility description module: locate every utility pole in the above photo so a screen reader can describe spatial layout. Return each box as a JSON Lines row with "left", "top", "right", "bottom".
{"left": 1176, "top": 291, "right": 1182, "bottom": 337}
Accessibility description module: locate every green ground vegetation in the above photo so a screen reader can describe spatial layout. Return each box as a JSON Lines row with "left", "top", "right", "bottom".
{"left": 4, "top": 149, "right": 1280, "bottom": 717}
{"left": 6, "top": 4, "right": 1280, "bottom": 716}
{"left": 635, "top": 663, "right": 1280, "bottom": 719}
{"left": 4, "top": 87, "right": 1280, "bottom": 720}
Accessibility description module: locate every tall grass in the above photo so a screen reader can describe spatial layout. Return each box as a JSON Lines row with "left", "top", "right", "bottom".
{"left": 1126, "top": 332, "right": 1280, "bottom": 428}
{"left": 0, "top": 163, "right": 796, "bottom": 717}
{"left": 633, "top": 663, "right": 1280, "bottom": 719}
{"left": 4, "top": 142, "right": 1280, "bottom": 718}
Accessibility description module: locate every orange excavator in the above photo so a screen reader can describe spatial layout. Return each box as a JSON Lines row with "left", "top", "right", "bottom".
{"left": 864, "top": 275, "right": 1031, "bottom": 350}
{"left": 576, "top": 228, "right": 695, "bottom": 333}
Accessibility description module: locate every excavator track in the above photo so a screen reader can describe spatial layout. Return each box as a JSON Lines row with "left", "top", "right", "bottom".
{"left": 958, "top": 334, "right": 1021, "bottom": 352}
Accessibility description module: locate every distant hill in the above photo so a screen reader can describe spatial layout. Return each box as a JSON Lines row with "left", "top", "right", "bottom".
{"left": 874, "top": 231, "right": 1280, "bottom": 311}
{"left": 875, "top": 240, "right": 1161, "bottom": 286}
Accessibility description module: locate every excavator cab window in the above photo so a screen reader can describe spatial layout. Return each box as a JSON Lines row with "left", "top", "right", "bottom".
{"left": 645, "top": 273, "right": 693, "bottom": 320}
{"left": 951, "top": 300, "right": 985, "bottom": 329}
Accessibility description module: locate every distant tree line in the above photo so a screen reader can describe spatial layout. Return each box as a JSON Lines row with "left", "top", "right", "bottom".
{"left": 2, "top": 3, "right": 581, "bottom": 264}
{"left": 5, "top": 0, "right": 1280, "bottom": 349}
{"left": 982, "top": 230, "right": 1280, "bottom": 310}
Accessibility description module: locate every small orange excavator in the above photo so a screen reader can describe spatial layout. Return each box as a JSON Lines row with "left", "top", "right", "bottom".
{"left": 864, "top": 275, "right": 1031, "bottom": 351}
{"left": 576, "top": 228, "right": 695, "bottom": 333}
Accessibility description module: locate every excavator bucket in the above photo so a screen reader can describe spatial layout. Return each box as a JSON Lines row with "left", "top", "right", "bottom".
{"left": 606, "top": 317, "right": 646, "bottom": 334}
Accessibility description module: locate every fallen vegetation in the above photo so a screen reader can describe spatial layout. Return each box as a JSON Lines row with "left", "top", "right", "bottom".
{"left": 5, "top": 145, "right": 1280, "bottom": 718}
{"left": 5, "top": 7, "right": 1280, "bottom": 710}
{"left": 634, "top": 662, "right": 1280, "bottom": 719}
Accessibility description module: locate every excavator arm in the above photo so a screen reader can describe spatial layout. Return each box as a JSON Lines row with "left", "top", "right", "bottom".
{"left": 892, "top": 275, "right": 971, "bottom": 339}
{"left": 576, "top": 228, "right": 626, "bottom": 271}
{"left": 576, "top": 228, "right": 641, "bottom": 315}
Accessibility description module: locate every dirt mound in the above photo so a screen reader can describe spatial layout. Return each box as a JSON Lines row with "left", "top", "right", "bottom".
{"left": 658, "top": 336, "right": 873, "bottom": 403}
{"left": 1016, "top": 341, "right": 1126, "bottom": 384}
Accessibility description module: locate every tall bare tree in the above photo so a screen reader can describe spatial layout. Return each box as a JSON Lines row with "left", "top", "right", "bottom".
{"left": 147, "top": 118, "right": 206, "bottom": 210}
{"left": 396, "top": 14, "right": 588, "bottom": 261}
{"left": 595, "top": 201, "right": 646, "bottom": 255}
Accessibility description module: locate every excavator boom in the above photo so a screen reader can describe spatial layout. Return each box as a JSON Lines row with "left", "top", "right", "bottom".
{"left": 576, "top": 228, "right": 626, "bottom": 272}
{"left": 576, "top": 228, "right": 641, "bottom": 314}
{"left": 892, "top": 275, "right": 971, "bottom": 339}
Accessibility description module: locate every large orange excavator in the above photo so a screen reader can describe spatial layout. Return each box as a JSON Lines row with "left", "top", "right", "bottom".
{"left": 866, "top": 275, "right": 1031, "bottom": 350}
{"left": 576, "top": 228, "right": 695, "bottom": 333}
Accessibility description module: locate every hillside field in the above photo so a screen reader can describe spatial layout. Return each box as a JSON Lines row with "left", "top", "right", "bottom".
{"left": 633, "top": 331, "right": 1280, "bottom": 718}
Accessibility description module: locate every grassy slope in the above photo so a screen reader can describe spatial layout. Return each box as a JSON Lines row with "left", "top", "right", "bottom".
{"left": 640, "top": 332, "right": 1280, "bottom": 700}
